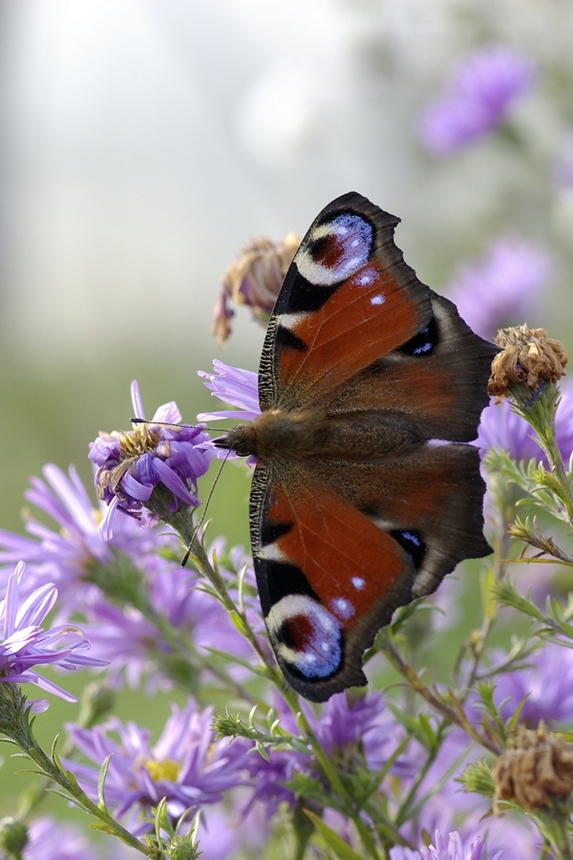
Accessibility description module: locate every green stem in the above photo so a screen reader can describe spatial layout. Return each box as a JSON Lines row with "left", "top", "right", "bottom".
{"left": 185, "top": 537, "right": 383, "bottom": 857}
{"left": 0, "top": 690, "right": 152, "bottom": 857}
{"left": 378, "top": 634, "right": 501, "bottom": 756}
{"left": 281, "top": 686, "right": 382, "bottom": 860}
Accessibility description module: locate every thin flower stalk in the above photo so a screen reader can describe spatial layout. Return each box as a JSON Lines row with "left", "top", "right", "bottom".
{"left": 377, "top": 633, "right": 502, "bottom": 757}
{"left": 0, "top": 686, "right": 150, "bottom": 857}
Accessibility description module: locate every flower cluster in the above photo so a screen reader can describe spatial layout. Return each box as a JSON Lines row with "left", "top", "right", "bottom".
{"left": 4, "top": 32, "right": 573, "bottom": 851}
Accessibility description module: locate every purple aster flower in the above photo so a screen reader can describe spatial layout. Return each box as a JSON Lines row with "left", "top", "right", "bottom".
{"left": 77, "top": 543, "right": 257, "bottom": 691}
{"left": 313, "top": 691, "right": 412, "bottom": 776}
{"left": 66, "top": 698, "right": 250, "bottom": 835}
{"left": 488, "top": 642, "right": 573, "bottom": 729}
{"left": 198, "top": 361, "right": 262, "bottom": 464}
{"left": 0, "top": 463, "right": 180, "bottom": 610}
{"left": 198, "top": 360, "right": 261, "bottom": 423}
{"left": 477, "top": 398, "right": 542, "bottom": 463}
{"left": 420, "top": 44, "right": 535, "bottom": 154}
{"left": 246, "top": 691, "right": 410, "bottom": 814}
{"left": 89, "top": 381, "right": 213, "bottom": 540}
{"left": 478, "top": 380, "right": 573, "bottom": 464}
{"left": 0, "top": 562, "right": 105, "bottom": 705}
{"left": 24, "top": 817, "right": 100, "bottom": 860}
{"left": 448, "top": 238, "right": 551, "bottom": 341}
{"left": 390, "top": 831, "right": 501, "bottom": 860}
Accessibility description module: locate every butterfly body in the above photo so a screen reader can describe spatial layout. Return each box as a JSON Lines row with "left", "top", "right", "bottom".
{"left": 218, "top": 192, "right": 497, "bottom": 702}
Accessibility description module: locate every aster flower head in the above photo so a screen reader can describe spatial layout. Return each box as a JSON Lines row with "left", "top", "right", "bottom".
{"left": 489, "top": 643, "right": 573, "bottom": 730}
{"left": 421, "top": 44, "right": 535, "bottom": 155}
{"left": 478, "top": 376, "right": 573, "bottom": 467}
{"left": 492, "top": 722, "right": 573, "bottom": 812}
{"left": 488, "top": 325, "right": 567, "bottom": 400}
{"left": 212, "top": 232, "right": 299, "bottom": 346}
{"left": 78, "top": 543, "right": 257, "bottom": 691}
{"left": 89, "top": 381, "right": 213, "bottom": 540}
{"left": 448, "top": 239, "right": 551, "bottom": 340}
{"left": 66, "top": 698, "right": 250, "bottom": 833}
{"left": 0, "top": 462, "right": 172, "bottom": 611}
{"left": 390, "top": 831, "right": 500, "bottom": 860}
{"left": 246, "top": 691, "right": 411, "bottom": 814}
{"left": 0, "top": 562, "right": 105, "bottom": 705}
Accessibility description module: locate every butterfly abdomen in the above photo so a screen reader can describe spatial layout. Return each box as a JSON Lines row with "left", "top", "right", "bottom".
{"left": 222, "top": 408, "right": 426, "bottom": 462}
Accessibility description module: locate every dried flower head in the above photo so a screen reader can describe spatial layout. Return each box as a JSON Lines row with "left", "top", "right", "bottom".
{"left": 488, "top": 325, "right": 568, "bottom": 399}
{"left": 212, "top": 233, "right": 300, "bottom": 346}
{"left": 492, "top": 722, "right": 573, "bottom": 811}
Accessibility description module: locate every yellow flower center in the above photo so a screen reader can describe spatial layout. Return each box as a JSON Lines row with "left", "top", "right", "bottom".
{"left": 144, "top": 758, "right": 181, "bottom": 783}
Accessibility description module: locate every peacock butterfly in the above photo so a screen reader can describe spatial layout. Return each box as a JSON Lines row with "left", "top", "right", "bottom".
{"left": 217, "top": 192, "right": 496, "bottom": 702}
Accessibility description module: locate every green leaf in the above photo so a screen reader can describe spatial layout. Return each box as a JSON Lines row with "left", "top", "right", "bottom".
{"left": 229, "top": 609, "right": 249, "bottom": 637}
{"left": 304, "top": 809, "right": 365, "bottom": 860}
{"left": 97, "top": 754, "right": 112, "bottom": 813}
{"left": 254, "top": 740, "right": 270, "bottom": 762}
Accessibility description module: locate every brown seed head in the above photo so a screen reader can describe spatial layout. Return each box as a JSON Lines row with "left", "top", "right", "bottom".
{"left": 492, "top": 722, "right": 573, "bottom": 812}
{"left": 212, "top": 233, "right": 300, "bottom": 346}
{"left": 488, "top": 325, "right": 568, "bottom": 399}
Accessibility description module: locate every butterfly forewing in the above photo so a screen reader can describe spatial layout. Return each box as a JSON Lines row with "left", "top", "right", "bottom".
{"left": 259, "top": 193, "right": 433, "bottom": 411}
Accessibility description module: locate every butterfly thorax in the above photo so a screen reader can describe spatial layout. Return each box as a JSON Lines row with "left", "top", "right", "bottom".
{"left": 218, "top": 408, "right": 424, "bottom": 463}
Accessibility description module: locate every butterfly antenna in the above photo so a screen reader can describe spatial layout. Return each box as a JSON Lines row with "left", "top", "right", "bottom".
{"left": 131, "top": 417, "right": 222, "bottom": 435}
{"left": 180, "top": 449, "right": 231, "bottom": 568}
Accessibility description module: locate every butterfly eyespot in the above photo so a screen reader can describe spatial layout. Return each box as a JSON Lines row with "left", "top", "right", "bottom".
{"left": 297, "top": 213, "right": 374, "bottom": 287}
{"left": 267, "top": 595, "right": 343, "bottom": 681}
{"left": 391, "top": 529, "right": 426, "bottom": 569}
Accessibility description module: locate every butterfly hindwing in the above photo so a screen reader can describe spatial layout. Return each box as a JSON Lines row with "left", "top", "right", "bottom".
{"left": 250, "top": 442, "right": 489, "bottom": 702}
{"left": 250, "top": 461, "right": 414, "bottom": 702}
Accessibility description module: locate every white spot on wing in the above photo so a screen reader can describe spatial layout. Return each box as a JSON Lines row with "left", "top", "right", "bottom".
{"left": 257, "top": 542, "right": 287, "bottom": 561}
{"left": 278, "top": 311, "right": 305, "bottom": 330}
{"left": 370, "top": 294, "right": 385, "bottom": 305}
{"left": 331, "top": 597, "right": 355, "bottom": 619}
{"left": 351, "top": 577, "right": 365, "bottom": 590}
